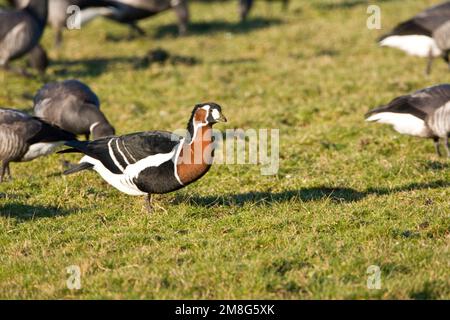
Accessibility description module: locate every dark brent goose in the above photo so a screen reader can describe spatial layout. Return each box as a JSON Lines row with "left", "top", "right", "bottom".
{"left": 33, "top": 80, "right": 115, "bottom": 140}
{"left": 79, "top": 0, "right": 189, "bottom": 37}
{"left": 60, "top": 103, "right": 227, "bottom": 212}
{"left": 379, "top": 1, "right": 450, "bottom": 74}
{"left": 0, "top": 0, "right": 48, "bottom": 75}
{"left": 0, "top": 108, "right": 75, "bottom": 182}
{"left": 366, "top": 84, "right": 450, "bottom": 157}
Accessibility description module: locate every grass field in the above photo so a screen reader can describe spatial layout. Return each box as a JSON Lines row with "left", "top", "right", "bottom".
{"left": 0, "top": 0, "right": 449, "bottom": 299}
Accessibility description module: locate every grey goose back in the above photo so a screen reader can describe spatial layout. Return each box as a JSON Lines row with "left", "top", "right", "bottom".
{"left": 77, "top": 0, "right": 190, "bottom": 37}
{"left": 33, "top": 80, "right": 115, "bottom": 140}
{"left": 0, "top": 108, "right": 75, "bottom": 182}
{"left": 365, "top": 84, "right": 450, "bottom": 157}
{"left": 0, "top": 0, "right": 48, "bottom": 75}
{"left": 379, "top": 1, "right": 450, "bottom": 74}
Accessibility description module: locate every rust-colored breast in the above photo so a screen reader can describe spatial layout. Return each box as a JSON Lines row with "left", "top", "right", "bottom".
{"left": 176, "top": 125, "right": 215, "bottom": 185}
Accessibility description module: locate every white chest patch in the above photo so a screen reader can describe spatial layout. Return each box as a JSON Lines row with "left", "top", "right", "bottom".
{"left": 22, "top": 142, "right": 63, "bottom": 162}
{"left": 366, "top": 112, "right": 429, "bottom": 137}
{"left": 380, "top": 35, "right": 442, "bottom": 58}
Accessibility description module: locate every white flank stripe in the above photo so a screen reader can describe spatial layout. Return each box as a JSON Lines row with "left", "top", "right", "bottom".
{"left": 380, "top": 35, "right": 442, "bottom": 58}
{"left": 173, "top": 138, "right": 185, "bottom": 186}
{"left": 115, "top": 139, "right": 130, "bottom": 165}
{"left": 22, "top": 142, "right": 64, "bottom": 162}
{"left": 366, "top": 112, "right": 429, "bottom": 137}
{"left": 108, "top": 139, "right": 125, "bottom": 172}
{"left": 125, "top": 149, "right": 176, "bottom": 179}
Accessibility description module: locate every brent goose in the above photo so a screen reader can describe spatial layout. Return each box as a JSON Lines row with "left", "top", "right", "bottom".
{"left": 366, "top": 84, "right": 450, "bottom": 157}
{"left": 79, "top": 0, "right": 190, "bottom": 37}
{"left": 33, "top": 80, "right": 115, "bottom": 140}
{"left": 0, "top": 108, "right": 75, "bottom": 182}
{"left": 0, "top": 0, "right": 48, "bottom": 75}
{"left": 60, "top": 103, "right": 227, "bottom": 212}
{"left": 379, "top": 1, "right": 450, "bottom": 74}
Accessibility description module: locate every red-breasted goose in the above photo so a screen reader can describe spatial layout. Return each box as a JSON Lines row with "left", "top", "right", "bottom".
{"left": 59, "top": 103, "right": 227, "bottom": 212}
{"left": 0, "top": 108, "right": 75, "bottom": 182}
{"left": 0, "top": 0, "right": 48, "bottom": 75}
{"left": 33, "top": 80, "right": 115, "bottom": 140}
{"left": 365, "top": 84, "right": 450, "bottom": 157}
{"left": 379, "top": 1, "right": 450, "bottom": 74}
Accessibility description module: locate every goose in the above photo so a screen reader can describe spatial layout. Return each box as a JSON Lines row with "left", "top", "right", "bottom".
{"left": 79, "top": 0, "right": 190, "bottom": 38}
{"left": 8, "top": 0, "right": 114, "bottom": 47}
{"left": 365, "top": 84, "right": 450, "bottom": 157}
{"left": 0, "top": 108, "right": 75, "bottom": 182}
{"left": 379, "top": 1, "right": 450, "bottom": 74}
{"left": 33, "top": 80, "right": 115, "bottom": 140}
{"left": 0, "top": 0, "right": 48, "bottom": 75}
{"left": 59, "top": 103, "right": 227, "bottom": 212}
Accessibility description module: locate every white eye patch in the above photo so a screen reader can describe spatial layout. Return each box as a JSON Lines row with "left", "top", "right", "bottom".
{"left": 211, "top": 108, "right": 220, "bottom": 120}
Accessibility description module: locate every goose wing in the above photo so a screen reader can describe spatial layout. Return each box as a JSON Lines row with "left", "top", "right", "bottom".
{"left": 366, "top": 84, "right": 450, "bottom": 120}
{"left": 63, "top": 131, "right": 182, "bottom": 174}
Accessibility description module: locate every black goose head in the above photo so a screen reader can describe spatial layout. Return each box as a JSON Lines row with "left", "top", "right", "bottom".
{"left": 186, "top": 102, "right": 227, "bottom": 139}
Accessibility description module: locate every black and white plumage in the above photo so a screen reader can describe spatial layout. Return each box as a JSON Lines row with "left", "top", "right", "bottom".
{"left": 60, "top": 103, "right": 227, "bottom": 212}
{"left": 79, "top": 0, "right": 190, "bottom": 37}
{"left": 365, "top": 84, "right": 450, "bottom": 157}
{"left": 33, "top": 80, "right": 115, "bottom": 140}
{"left": 379, "top": 1, "right": 450, "bottom": 74}
{"left": 0, "top": 0, "right": 47, "bottom": 74}
{"left": 0, "top": 108, "right": 76, "bottom": 182}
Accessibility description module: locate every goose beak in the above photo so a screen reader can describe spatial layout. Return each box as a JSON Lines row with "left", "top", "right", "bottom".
{"left": 218, "top": 113, "right": 227, "bottom": 122}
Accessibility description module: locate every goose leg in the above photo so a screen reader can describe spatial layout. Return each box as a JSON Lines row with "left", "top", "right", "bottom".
{"left": 444, "top": 135, "right": 450, "bottom": 158}
{"left": 145, "top": 194, "right": 153, "bottom": 213}
{"left": 128, "top": 22, "right": 146, "bottom": 39}
{"left": 54, "top": 28, "right": 63, "bottom": 48}
{"left": 426, "top": 54, "right": 434, "bottom": 75}
{"left": 1, "top": 161, "right": 10, "bottom": 182}
{"left": 433, "top": 137, "right": 442, "bottom": 157}
{"left": 173, "top": 0, "right": 189, "bottom": 36}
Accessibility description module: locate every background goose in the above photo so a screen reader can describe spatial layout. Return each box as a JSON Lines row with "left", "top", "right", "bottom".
{"left": 8, "top": 0, "right": 116, "bottom": 47}
{"left": 79, "top": 0, "right": 190, "bottom": 37}
{"left": 379, "top": 1, "right": 450, "bottom": 74}
{"left": 33, "top": 80, "right": 115, "bottom": 140}
{"left": 59, "top": 103, "right": 227, "bottom": 212}
{"left": 365, "top": 84, "right": 450, "bottom": 157}
{"left": 0, "top": 108, "right": 75, "bottom": 182}
{"left": 0, "top": 0, "right": 48, "bottom": 75}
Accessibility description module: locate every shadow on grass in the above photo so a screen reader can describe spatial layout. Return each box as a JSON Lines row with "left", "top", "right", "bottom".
{"left": 0, "top": 203, "right": 75, "bottom": 221}
{"left": 174, "top": 180, "right": 450, "bottom": 207}
{"left": 315, "top": 0, "right": 395, "bottom": 10}
{"left": 154, "top": 18, "right": 282, "bottom": 38}
{"left": 51, "top": 54, "right": 199, "bottom": 77}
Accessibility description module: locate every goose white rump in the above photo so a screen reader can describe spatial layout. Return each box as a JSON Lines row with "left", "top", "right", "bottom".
{"left": 380, "top": 35, "right": 442, "bottom": 57}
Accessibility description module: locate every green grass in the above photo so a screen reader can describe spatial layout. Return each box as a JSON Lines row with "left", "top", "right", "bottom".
{"left": 0, "top": 0, "right": 449, "bottom": 299}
